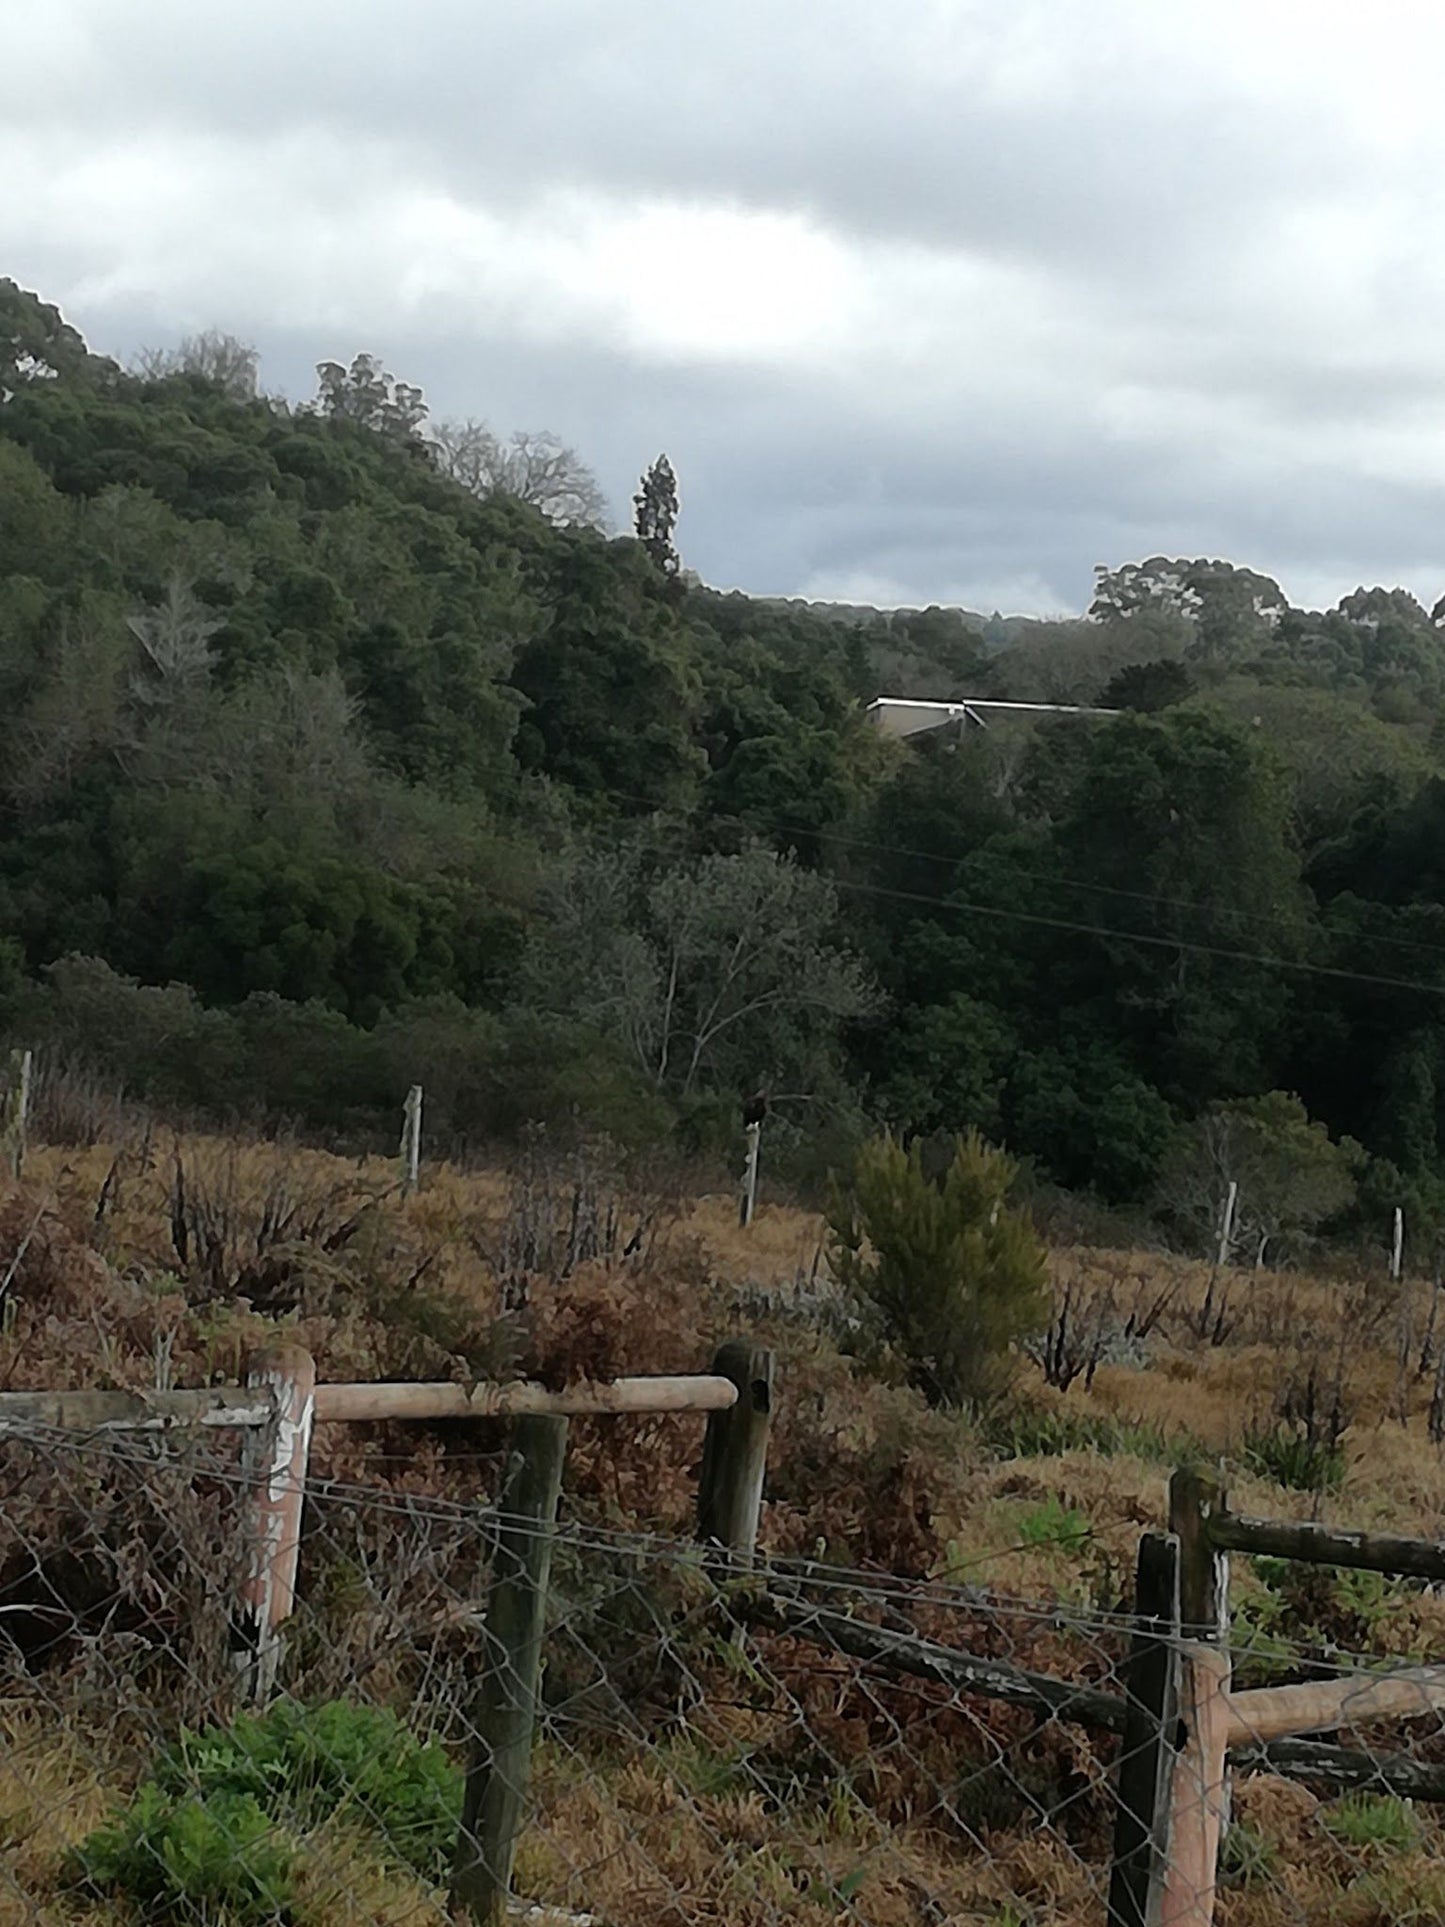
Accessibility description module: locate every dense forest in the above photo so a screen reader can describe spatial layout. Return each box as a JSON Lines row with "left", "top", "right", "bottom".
{"left": 5, "top": 276, "right": 1445, "bottom": 1252}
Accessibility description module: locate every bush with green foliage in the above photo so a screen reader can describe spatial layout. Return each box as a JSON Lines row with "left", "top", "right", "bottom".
{"left": 73, "top": 1697, "right": 461, "bottom": 1919}
{"left": 828, "top": 1131, "right": 1048, "bottom": 1408}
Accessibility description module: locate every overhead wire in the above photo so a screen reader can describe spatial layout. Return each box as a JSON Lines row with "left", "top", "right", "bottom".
{"left": 531, "top": 772, "right": 1445, "bottom": 987}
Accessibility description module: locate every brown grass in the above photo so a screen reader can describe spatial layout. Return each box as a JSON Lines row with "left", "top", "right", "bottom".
{"left": 7, "top": 1134, "right": 1445, "bottom": 1922}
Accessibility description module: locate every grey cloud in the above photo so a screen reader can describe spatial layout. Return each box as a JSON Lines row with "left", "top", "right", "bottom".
{"left": 7, "top": 3, "right": 1445, "bottom": 618}
{"left": 11, "top": 1, "right": 1366, "bottom": 282}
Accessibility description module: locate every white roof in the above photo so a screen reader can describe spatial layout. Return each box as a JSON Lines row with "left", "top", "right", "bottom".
{"left": 866, "top": 696, "right": 1120, "bottom": 739}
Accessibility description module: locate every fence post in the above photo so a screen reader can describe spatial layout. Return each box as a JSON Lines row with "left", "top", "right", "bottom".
{"left": 1107, "top": 1531, "right": 1183, "bottom": 1927}
{"left": 739, "top": 1120, "right": 762, "bottom": 1228}
{"left": 2, "top": 1048, "right": 32, "bottom": 1181}
{"left": 1161, "top": 1467, "right": 1231, "bottom": 1927}
{"left": 1214, "top": 1181, "right": 1238, "bottom": 1269}
{"left": 401, "top": 1083, "right": 423, "bottom": 1195}
{"left": 452, "top": 1414, "right": 569, "bottom": 1927}
{"left": 1161, "top": 1645, "right": 1231, "bottom": 1927}
{"left": 696, "top": 1338, "right": 774, "bottom": 1562}
{"left": 231, "top": 1345, "right": 315, "bottom": 1705}
{"left": 1170, "top": 1467, "right": 1228, "bottom": 1642}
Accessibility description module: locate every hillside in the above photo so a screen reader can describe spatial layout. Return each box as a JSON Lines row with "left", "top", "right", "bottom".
{"left": 7, "top": 278, "right": 1445, "bottom": 1247}
{"left": 7, "top": 1135, "right": 1445, "bottom": 1923}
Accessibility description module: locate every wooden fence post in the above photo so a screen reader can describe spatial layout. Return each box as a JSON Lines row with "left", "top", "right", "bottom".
{"left": 1108, "top": 1531, "right": 1183, "bottom": 1927}
{"left": 231, "top": 1345, "right": 315, "bottom": 1705}
{"left": 739, "top": 1120, "right": 762, "bottom": 1228}
{"left": 401, "top": 1084, "right": 423, "bottom": 1195}
{"left": 2, "top": 1048, "right": 32, "bottom": 1181}
{"left": 452, "top": 1414, "right": 569, "bottom": 1927}
{"left": 697, "top": 1338, "right": 774, "bottom": 1563}
{"left": 1161, "top": 1467, "right": 1231, "bottom": 1927}
{"left": 1170, "top": 1468, "right": 1228, "bottom": 1642}
{"left": 1214, "top": 1181, "right": 1238, "bottom": 1270}
{"left": 1161, "top": 1645, "right": 1231, "bottom": 1927}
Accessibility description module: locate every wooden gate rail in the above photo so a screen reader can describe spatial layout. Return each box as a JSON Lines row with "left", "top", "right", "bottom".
{"left": 1208, "top": 1504, "right": 1445, "bottom": 1582}
{"left": 0, "top": 1372, "right": 738, "bottom": 1437}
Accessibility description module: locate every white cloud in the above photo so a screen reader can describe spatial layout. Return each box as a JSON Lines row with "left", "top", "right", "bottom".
{"left": 8, "top": 0, "right": 1445, "bottom": 612}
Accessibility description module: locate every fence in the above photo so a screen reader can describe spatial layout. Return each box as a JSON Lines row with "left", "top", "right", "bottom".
{"left": 6, "top": 1374, "right": 1445, "bottom": 1923}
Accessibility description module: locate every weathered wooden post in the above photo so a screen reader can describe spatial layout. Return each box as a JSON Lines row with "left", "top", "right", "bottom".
{"left": 231, "top": 1345, "right": 316, "bottom": 1704}
{"left": 1392, "top": 1206, "right": 1405, "bottom": 1283}
{"left": 2, "top": 1048, "right": 32, "bottom": 1181}
{"left": 1160, "top": 1467, "right": 1231, "bottom": 1927}
{"left": 1107, "top": 1531, "right": 1183, "bottom": 1927}
{"left": 452, "top": 1414, "right": 569, "bottom": 1927}
{"left": 401, "top": 1084, "right": 423, "bottom": 1195}
{"left": 739, "top": 1120, "right": 762, "bottom": 1229}
{"left": 697, "top": 1338, "right": 774, "bottom": 1562}
{"left": 1214, "top": 1182, "right": 1238, "bottom": 1270}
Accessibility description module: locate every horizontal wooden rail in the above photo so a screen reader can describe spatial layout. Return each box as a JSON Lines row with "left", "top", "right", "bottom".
{"left": 0, "top": 1374, "right": 738, "bottom": 1437}
{"left": 1209, "top": 1507, "right": 1445, "bottom": 1582}
{"left": 757, "top": 1592, "right": 1445, "bottom": 1804}
{"left": 0, "top": 1386, "right": 276, "bottom": 1436}
{"left": 312, "top": 1376, "right": 739, "bottom": 1421}
{"left": 1235, "top": 1738, "right": 1445, "bottom": 1801}
{"left": 1226, "top": 1667, "right": 1445, "bottom": 1744}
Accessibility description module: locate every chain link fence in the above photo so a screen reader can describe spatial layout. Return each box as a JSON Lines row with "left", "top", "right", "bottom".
{"left": 3, "top": 1424, "right": 1445, "bottom": 1924}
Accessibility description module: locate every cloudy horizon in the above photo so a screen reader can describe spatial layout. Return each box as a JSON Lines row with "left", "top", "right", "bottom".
{"left": 8, "top": 0, "right": 1445, "bottom": 618}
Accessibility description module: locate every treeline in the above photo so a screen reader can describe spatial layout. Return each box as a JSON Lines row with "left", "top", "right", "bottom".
{"left": 5, "top": 278, "right": 1445, "bottom": 1248}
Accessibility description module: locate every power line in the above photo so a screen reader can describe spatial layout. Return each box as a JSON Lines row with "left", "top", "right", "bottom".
{"left": 547, "top": 776, "right": 1445, "bottom": 976}
{"left": 821, "top": 869, "right": 1445, "bottom": 999}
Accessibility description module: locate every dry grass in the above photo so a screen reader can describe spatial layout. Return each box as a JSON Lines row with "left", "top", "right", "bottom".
{"left": 8, "top": 1133, "right": 1445, "bottom": 1921}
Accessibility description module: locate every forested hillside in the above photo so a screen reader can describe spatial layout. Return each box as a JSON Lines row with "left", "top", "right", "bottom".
{"left": 5, "top": 277, "right": 1445, "bottom": 1245}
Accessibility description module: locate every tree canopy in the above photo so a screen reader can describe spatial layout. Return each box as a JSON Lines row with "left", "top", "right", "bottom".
{"left": 5, "top": 277, "right": 1445, "bottom": 1243}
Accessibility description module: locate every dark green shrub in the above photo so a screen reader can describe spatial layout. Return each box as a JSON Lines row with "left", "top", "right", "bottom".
{"left": 75, "top": 1785, "right": 293, "bottom": 1924}
{"left": 73, "top": 1698, "right": 461, "bottom": 1918}
{"left": 828, "top": 1131, "right": 1048, "bottom": 1409}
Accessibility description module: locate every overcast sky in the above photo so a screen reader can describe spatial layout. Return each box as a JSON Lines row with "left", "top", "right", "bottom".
{"left": 8, "top": 0, "right": 1445, "bottom": 615}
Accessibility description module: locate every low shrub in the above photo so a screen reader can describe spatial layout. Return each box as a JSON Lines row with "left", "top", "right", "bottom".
{"left": 73, "top": 1697, "right": 462, "bottom": 1919}
{"left": 1320, "top": 1791, "right": 1421, "bottom": 1853}
{"left": 828, "top": 1131, "right": 1048, "bottom": 1410}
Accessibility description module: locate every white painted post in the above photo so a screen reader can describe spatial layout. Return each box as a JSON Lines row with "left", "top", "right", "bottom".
{"left": 1392, "top": 1207, "right": 1405, "bottom": 1283}
{"left": 3, "top": 1049, "right": 32, "bottom": 1181}
{"left": 739, "top": 1119, "right": 762, "bottom": 1228}
{"left": 231, "top": 1345, "right": 316, "bottom": 1704}
{"left": 1215, "top": 1181, "right": 1238, "bottom": 1269}
{"left": 401, "top": 1084, "right": 423, "bottom": 1195}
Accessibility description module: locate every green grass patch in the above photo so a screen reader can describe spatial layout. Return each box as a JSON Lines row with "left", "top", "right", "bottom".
{"left": 1321, "top": 1792, "right": 1421, "bottom": 1853}
{"left": 1241, "top": 1422, "right": 1345, "bottom": 1494}
{"left": 983, "top": 1403, "right": 1178, "bottom": 1463}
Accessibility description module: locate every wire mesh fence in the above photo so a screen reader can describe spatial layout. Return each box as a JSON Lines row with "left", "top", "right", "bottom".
{"left": 4, "top": 1423, "right": 1445, "bottom": 1925}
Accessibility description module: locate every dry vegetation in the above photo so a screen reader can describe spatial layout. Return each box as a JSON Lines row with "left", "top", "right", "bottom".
{"left": 5, "top": 1131, "right": 1445, "bottom": 1923}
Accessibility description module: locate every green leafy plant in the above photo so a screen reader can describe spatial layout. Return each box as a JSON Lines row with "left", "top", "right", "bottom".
{"left": 72, "top": 1698, "right": 461, "bottom": 1919}
{"left": 1242, "top": 1422, "right": 1345, "bottom": 1494}
{"left": 1320, "top": 1791, "right": 1420, "bottom": 1853}
{"left": 76, "top": 1785, "right": 293, "bottom": 1925}
{"left": 982, "top": 1402, "right": 1177, "bottom": 1462}
{"left": 828, "top": 1131, "right": 1048, "bottom": 1409}
{"left": 1009, "top": 1495, "right": 1092, "bottom": 1549}
{"left": 1219, "top": 1818, "right": 1278, "bottom": 1886}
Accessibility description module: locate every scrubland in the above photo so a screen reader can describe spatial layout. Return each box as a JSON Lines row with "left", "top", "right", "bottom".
{"left": 4, "top": 1132, "right": 1445, "bottom": 1925}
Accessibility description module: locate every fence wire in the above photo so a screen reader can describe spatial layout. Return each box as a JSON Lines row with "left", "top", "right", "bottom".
{"left": 2, "top": 1427, "right": 1444, "bottom": 1925}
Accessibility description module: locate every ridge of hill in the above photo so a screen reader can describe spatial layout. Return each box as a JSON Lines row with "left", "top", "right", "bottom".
{"left": 7, "top": 277, "right": 1445, "bottom": 1243}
